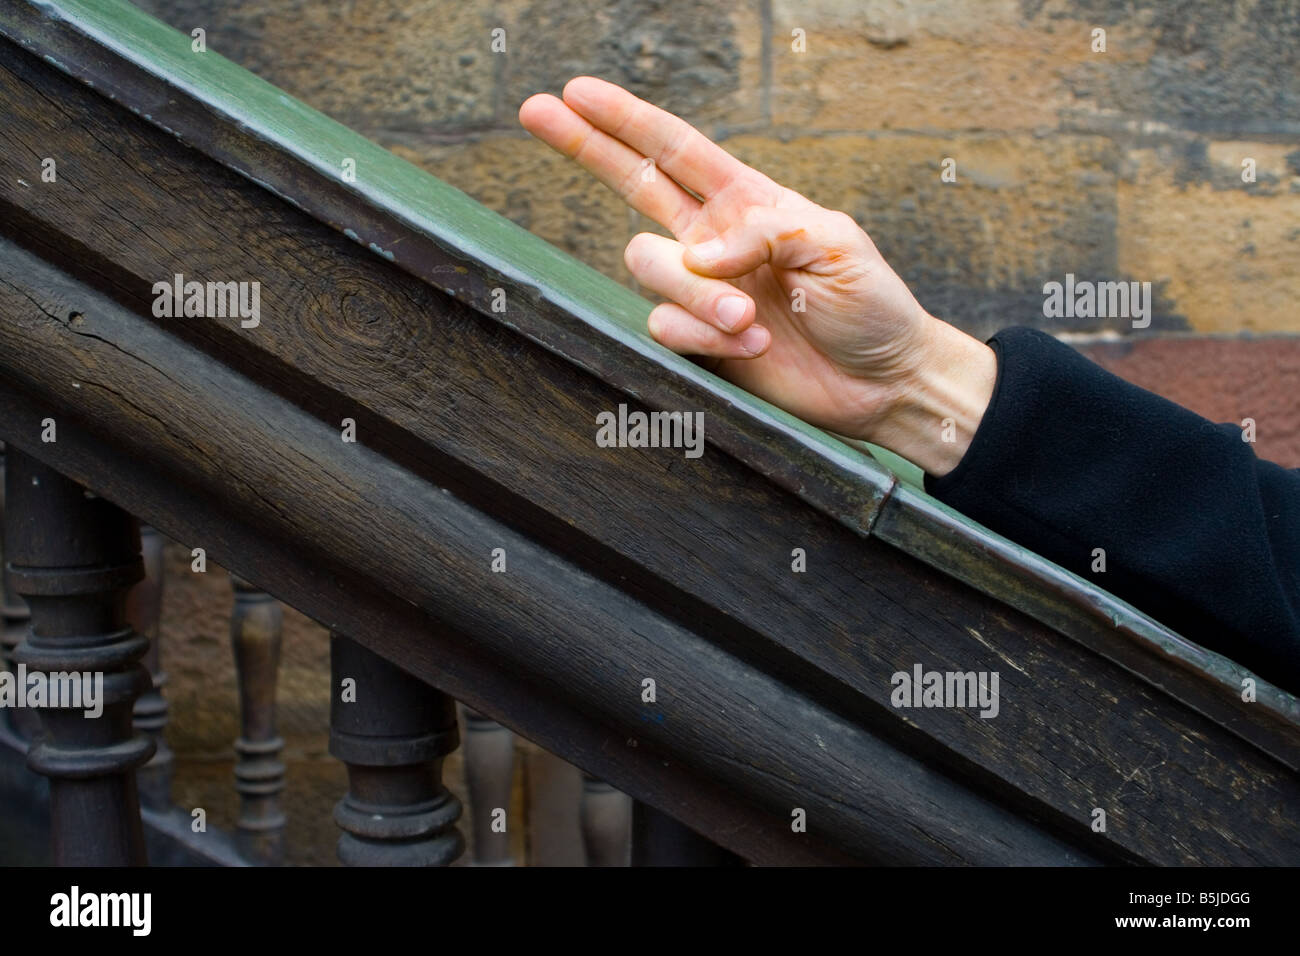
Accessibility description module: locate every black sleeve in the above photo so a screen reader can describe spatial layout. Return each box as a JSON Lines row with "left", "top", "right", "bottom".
{"left": 924, "top": 326, "right": 1300, "bottom": 695}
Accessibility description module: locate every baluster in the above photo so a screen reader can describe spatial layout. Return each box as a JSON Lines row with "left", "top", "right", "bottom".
{"left": 631, "top": 801, "right": 746, "bottom": 867}
{"left": 229, "top": 576, "right": 286, "bottom": 864}
{"left": 126, "top": 524, "right": 173, "bottom": 809}
{"left": 329, "top": 632, "right": 463, "bottom": 866}
{"left": 4, "top": 448, "right": 153, "bottom": 865}
{"left": 580, "top": 773, "right": 631, "bottom": 867}
{"left": 462, "top": 707, "right": 516, "bottom": 865}
{"left": 0, "top": 441, "right": 36, "bottom": 741}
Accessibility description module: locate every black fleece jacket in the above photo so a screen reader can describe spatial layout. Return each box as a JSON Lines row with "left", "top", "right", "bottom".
{"left": 924, "top": 327, "right": 1300, "bottom": 695}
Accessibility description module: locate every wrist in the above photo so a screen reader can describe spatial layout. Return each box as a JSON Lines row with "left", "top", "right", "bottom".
{"left": 863, "top": 315, "right": 997, "bottom": 478}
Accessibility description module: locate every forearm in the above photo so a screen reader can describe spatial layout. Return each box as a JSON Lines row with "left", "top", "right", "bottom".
{"left": 907, "top": 325, "right": 1300, "bottom": 693}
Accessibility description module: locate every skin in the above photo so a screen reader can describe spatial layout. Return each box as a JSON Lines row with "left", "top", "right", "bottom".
{"left": 518, "top": 76, "right": 997, "bottom": 477}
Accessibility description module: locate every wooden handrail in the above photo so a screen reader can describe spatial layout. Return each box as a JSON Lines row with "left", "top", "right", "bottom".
{"left": 0, "top": 239, "right": 1006, "bottom": 864}
{"left": 7, "top": 0, "right": 1296, "bottom": 742}
{"left": 0, "top": 0, "right": 1297, "bottom": 865}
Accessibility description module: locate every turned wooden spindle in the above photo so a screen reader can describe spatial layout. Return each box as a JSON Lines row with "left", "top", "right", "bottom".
{"left": 580, "top": 773, "right": 632, "bottom": 867}
{"left": 125, "top": 524, "right": 173, "bottom": 810}
{"left": 330, "top": 633, "right": 463, "bottom": 866}
{"left": 0, "top": 442, "right": 36, "bottom": 741}
{"left": 4, "top": 448, "right": 154, "bottom": 865}
{"left": 462, "top": 707, "right": 516, "bottom": 866}
{"left": 229, "top": 576, "right": 286, "bottom": 864}
{"left": 631, "top": 801, "right": 746, "bottom": 867}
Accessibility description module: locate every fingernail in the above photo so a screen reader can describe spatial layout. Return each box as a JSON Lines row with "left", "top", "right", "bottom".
{"left": 690, "top": 239, "right": 725, "bottom": 262}
{"left": 716, "top": 295, "right": 748, "bottom": 331}
{"left": 738, "top": 325, "right": 769, "bottom": 356}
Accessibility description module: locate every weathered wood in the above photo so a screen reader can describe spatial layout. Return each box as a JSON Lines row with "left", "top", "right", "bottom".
{"left": 126, "top": 523, "right": 173, "bottom": 810}
{"left": 0, "top": 241, "right": 1093, "bottom": 865}
{"left": 0, "top": 730, "right": 250, "bottom": 866}
{"left": 3, "top": 447, "right": 153, "bottom": 866}
{"left": 229, "top": 577, "right": 286, "bottom": 864}
{"left": 0, "top": 3, "right": 1296, "bottom": 865}
{"left": 0, "top": 442, "right": 36, "bottom": 741}
{"left": 632, "top": 803, "right": 745, "bottom": 867}
{"left": 3, "top": 0, "right": 1294, "bottom": 751}
{"left": 461, "top": 707, "right": 516, "bottom": 866}
{"left": 524, "top": 750, "right": 585, "bottom": 866}
{"left": 330, "top": 634, "right": 463, "bottom": 866}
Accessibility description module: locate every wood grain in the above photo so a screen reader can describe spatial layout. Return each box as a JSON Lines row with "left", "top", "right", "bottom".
{"left": 0, "top": 240, "right": 1103, "bottom": 865}
{"left": 0, "top": 9, "right": 1296, "bottom": 865}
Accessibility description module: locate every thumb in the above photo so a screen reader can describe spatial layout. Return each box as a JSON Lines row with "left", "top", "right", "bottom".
{"left": 682, "top": 206, "right": 859, "bottom": 278}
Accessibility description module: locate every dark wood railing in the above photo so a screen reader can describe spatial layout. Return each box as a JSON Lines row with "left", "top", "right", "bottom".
{"left": 0, "top": 0, "right": 1297, "bottom": 866}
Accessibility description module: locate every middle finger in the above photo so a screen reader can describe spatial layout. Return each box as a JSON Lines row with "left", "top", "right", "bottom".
{"left": 519, "top": 93, "right": 700, "bottom": 236}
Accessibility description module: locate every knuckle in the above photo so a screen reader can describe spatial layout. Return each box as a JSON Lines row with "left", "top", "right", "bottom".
{"left": 740, "top": 205, "right": 765, "bottom": 229}
{"left": 826, "top": 209, "right": 861, "bottom": 234}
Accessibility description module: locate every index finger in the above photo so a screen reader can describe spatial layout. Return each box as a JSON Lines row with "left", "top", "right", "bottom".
{"left": 561, "top": 76, "right": 759, "bottom": 200}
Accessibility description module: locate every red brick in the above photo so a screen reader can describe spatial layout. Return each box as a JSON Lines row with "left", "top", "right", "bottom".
{"left": 1077, "top": 336, "right": 1300, "bottom": 469}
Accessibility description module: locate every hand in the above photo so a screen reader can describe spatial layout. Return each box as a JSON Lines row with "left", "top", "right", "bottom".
{"left": 519, "top": 76, "right": 996, "bottom": 477}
